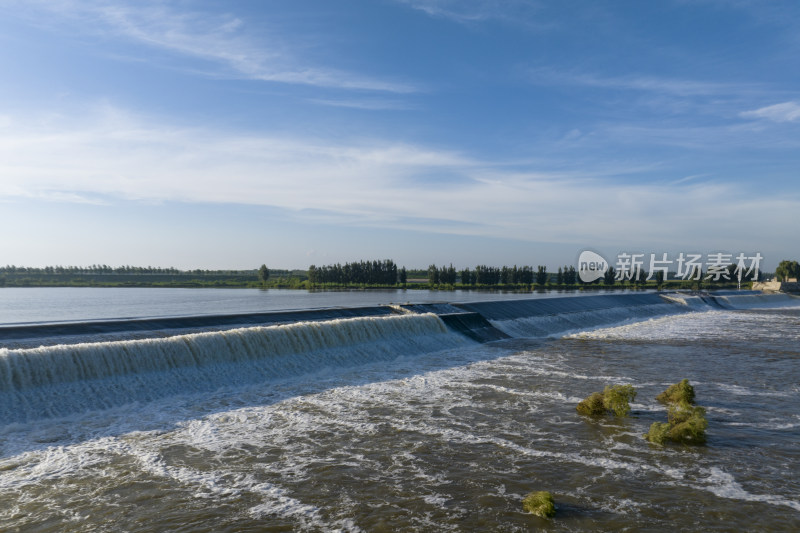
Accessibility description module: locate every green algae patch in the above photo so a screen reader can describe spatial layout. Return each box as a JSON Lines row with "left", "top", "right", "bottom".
{"left": 603, "top": 384, "right": 637, "bottom": 417}
{"left": 577, "top": 385, "right": 636, "bottom": 417}
{"left": 645, "top": 400, "right": 708, "bottom": 445}
{"left": 576, "top": 392, "right": 606, "bottom": 416}
{"left": 666, "top": 403, "right": 708, "bottom": 444}
{"left": 644, "top": 422, "right": 671, "bottom": 445}
{"left": 522, "top": 491, "right": 555, "bottom": 518}
{"left": 656, "top": 379, "right": 695, "bottom": 405}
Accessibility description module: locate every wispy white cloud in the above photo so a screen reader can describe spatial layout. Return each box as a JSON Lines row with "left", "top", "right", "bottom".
{"left": 307, "top": 98, "right": 415, "bottom": 111}
{"left": 14, "top": 0, "right": 416, "bottom": 93}
{"left": 529, "top": 68, "right": 758, "bottom": 97}
{"left": 670, "top": 173, "right": 711, "bottom": 185}
{"left": 1, "top": 105, "right": 797, "bottom": 251}
{"left": 526, "top": 68, "right": 800, "bottom": 148}
{"left": 597, "top": 122, "right": 795, "bottom": 150}
{"left": 526, "top": 67, "right": 784, "bottom": 124}
{"left": 740, "top": 101, "right": 800, "bottom": 123}
{"left": 395, "top": 0, "right": 547, "bottom": 26}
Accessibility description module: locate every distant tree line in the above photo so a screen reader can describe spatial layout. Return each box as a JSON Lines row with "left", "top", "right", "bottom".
{"left": 2, "top": 259, "right": 763, "bottom": 290}
{"left": 307, "top": 262, "right": 581, "bottom": 288}
{"left": 0, "top": 264, "right": 309, "bottom": 288}
{"left": 428, "top": 264, "right": 563, "bottom": 286}
{"left": 308, "top": 260, "right": 400, "bottom": 285}
{"left": 0, "top": 265, "right": 265, "bottom": 276}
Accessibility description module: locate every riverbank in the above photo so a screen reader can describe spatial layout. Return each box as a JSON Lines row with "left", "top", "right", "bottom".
{"left": 0, "top": 275, "right": 745, "bottom": 291}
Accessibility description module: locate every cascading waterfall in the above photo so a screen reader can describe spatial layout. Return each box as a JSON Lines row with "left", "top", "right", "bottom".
{"left": 714, "top": 292, "right": 800, "bottom": 309}
{"left": 0, "top": 313, "right": 472, "bottom": 424}
{"left": 456, "top": 293, "right": 685, "bottom": 338}
{"left": 481, "top": 292, "right": 800, "bottom": 338}
{"left": 487, "top": 303, "right": 684, "bottom": 338}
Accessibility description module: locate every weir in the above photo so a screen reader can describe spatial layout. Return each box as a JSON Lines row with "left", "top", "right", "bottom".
{"left": 453, "top": 293, "right": 668, "bottom": 320}
{"left": 661, "top": 291, "right": 800, "bottom": 310}
{"left": 451, "top": 293, "right": 682, "bottom": 338}
{"left": 435, "top": 312, "right": 510, "bottom": 343}
{"left": 1, "top": 290, "right": 795, "bottom": 424}
{"left": 0, "top": 305, "right": 400, "bottom": 348}
{"left": 0, "top": 313, "right": 473, "bottom": 424}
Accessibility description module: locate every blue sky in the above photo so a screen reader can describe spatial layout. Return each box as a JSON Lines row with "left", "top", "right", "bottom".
{"left": 1, "top": 0, "right": 798, "bottom": 270}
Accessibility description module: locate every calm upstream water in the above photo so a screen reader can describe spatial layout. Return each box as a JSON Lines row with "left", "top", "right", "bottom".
{"left": 0, "top": 287, "right": 608, "bottom": 326}
{"left": 0, "top": 288, "right": 799, "bottom": 531}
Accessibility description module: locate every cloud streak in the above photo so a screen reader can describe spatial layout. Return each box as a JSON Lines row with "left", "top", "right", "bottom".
{"left": 740, "top": 101, "right": 800, "bottom": 123}
{"left": 1, "top": 105, "right": 796, "bottom": 251}
{"left": 528, "top": 68, "right": 762, "bottom": 98}
{"left": 395, "top": 0, "right": 548, "bottom": 27}
{"left": 307, "top": 98, "right": 416, "bottom": 111}
{"left": 15, "top": 0, "right": 416, "bottom": 93}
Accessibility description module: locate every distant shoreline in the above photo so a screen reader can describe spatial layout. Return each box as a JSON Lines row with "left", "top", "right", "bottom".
{"left": 0, "top": 278, "right": 746, "bottom": 291}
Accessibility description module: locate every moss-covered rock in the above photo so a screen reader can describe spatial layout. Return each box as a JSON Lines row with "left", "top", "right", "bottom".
{"left": 576, "top": 392, "right": 606, "bottom": 416}
{"left": 603, "top": 384, "right": 637, "bottom": 417}
{"left": 522, "top": 491, "right": 555, "bottom": 518}
{"left": 656, "top": 379, "right": 695, "bottom": 405}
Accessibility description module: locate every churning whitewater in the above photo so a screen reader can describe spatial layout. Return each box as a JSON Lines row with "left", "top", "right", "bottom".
{"left": 1, "top": 291, "right": 799, "bottom": 531}
{"left": 0, "top": 313, "right": 472, "bottom": 424}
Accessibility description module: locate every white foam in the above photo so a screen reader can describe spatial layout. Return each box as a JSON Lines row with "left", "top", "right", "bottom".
{"left": 707, "top": 382, "right": 795, "bottom": 399}
{"left": 565, "top": 312, "right": 715, "bottom": 341}
{"left": 490, "top": 303, "right": 682, "bottom": 339}
{"left": 697, "top": 467, "right": 800, "bottom": 512}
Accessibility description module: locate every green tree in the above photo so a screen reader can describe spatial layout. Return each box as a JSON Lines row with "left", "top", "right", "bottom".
{"left": 258, "top": 264, "right": 270, "bottom": 284}
{"left": 399, "top": 266, "right": 407, "bottom": 285}
{"left": 567, "top": 265, "right": 577, "bottom": 285}
{"left": 444, "top": 264, "right": 457, "bottom": 285}
{"left": 536, "top": 265, "right": 547, "bottom": 286}
{"left": 427, "top": 264, "right": 439, "bottom": 285}
{"left": 775, "top": 260, "right": 800, "bottom": 282}
{"left": 500, "top": 266, "right": 510, "bottom": 285}
{"left": 604, "top": 266, "right": 616, "bottom": 285}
